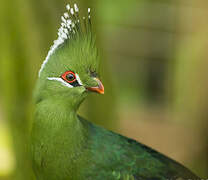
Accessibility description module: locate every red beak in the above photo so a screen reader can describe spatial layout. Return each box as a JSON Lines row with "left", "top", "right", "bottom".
{"left": 86, "top": 78, "right": 104, "bottom": 94}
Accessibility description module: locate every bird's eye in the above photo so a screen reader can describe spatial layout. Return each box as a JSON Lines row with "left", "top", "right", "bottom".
{"left": 66, "top": 73, "right": 75, "bottom": 81}
{"left": 61, "top": 71, "right": 76, "bottom": 83}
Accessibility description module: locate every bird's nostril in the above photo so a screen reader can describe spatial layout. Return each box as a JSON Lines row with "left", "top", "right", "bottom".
{"left": 90, "top": 71, "right": 97, "bottom": 77}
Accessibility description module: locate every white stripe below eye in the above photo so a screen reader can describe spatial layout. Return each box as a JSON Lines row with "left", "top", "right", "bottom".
{"left": 47, "top": 77, "right": 73, "bottom": 88}
{"left": 75, "top": 73, "right": 83, "bottom": 86}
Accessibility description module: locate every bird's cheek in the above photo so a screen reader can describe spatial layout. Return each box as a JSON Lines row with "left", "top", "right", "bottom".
{"left": 77, "top": 86, "right": 87, "bottom": 94}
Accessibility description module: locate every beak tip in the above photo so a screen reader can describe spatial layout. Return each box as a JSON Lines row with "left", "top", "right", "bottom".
{"left": 100, "top": 91, "right": 105, "bottom": 95}
{"left": 86, "top": 87, "right": 104, "bottom": 94}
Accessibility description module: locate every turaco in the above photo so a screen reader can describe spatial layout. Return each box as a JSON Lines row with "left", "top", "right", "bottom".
{"left": 31, "top": 3, "right": 200, "bottom": 180}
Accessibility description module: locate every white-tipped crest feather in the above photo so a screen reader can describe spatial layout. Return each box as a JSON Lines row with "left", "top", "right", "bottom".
{"left": 39, "top": 3, "right": 92, "bottom": 77}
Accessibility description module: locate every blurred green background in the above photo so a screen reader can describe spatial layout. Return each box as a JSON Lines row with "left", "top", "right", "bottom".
{"left": 0, "top": 0, "right": 208, "bottom": 179}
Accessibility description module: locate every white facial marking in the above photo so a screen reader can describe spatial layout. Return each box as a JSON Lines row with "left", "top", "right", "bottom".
{"left": 75, "top": 74, "right": 83, "bottom": 86}
{"left": 47, "top": 77, "right": 73, "bottom": 88}
{"left": 47, "top": 73, "right": 83, "bottom": 88}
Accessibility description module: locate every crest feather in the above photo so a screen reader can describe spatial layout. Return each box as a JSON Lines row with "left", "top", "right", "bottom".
{"left": 39, "top": 3, "right": 92, "bottom": 77}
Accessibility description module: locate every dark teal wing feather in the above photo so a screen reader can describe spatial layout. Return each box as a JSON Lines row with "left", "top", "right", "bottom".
{"left": 79, "top": 117, "right": 199, "bottom": 180}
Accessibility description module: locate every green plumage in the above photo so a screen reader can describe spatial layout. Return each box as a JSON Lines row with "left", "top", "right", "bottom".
{"left": 31, "top": 4, "right": 199, "bottom": 180}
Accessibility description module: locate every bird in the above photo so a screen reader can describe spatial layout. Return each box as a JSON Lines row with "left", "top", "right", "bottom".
{"left": 30, "top": 3, "right": 200, "bottom": 180}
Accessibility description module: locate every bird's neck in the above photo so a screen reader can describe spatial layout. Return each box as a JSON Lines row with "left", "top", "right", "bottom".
{"left": 31, "top": 97, "right": 88, "bottom": 178}
{"left": 32, "top": 96, "right": 87, "bottom": 154}
{"left": 34, "top": 96, "right": 85, "bottom": 135}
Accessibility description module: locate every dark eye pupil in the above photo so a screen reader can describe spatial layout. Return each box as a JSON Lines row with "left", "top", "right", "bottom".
{"left": 66, "top": 73, "right": 75, "bottom": 81}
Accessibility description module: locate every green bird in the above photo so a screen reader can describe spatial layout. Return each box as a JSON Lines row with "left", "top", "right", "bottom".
{"left": 31, "top": 3, "right": 199, "bottom": 180}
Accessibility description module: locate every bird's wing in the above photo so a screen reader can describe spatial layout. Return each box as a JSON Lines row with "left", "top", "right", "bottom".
{"left": 79, "top": 117, "right": 199, "bottom": 180}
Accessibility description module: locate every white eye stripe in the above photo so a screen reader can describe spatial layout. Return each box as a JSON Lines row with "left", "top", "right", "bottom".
{"left": 75, "top": 73, "right": 83, "bottom": 86}
{"left": 47, "top": 74, "right": 83, "bottom": 88}
{"left": 47, "top": 77, "right": 73, "bottom": 88}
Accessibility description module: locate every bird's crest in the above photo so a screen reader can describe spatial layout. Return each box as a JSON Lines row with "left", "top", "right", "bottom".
{"left": 39, "top": 3, "right": 92, "bottom": 77}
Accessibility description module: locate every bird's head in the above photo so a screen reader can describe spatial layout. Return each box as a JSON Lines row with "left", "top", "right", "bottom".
{"left": 35, "top": 4, "right": 104, "bottom": 109}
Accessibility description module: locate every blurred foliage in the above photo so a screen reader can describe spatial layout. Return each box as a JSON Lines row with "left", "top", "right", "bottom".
{"left": 0, "top": 0, "right": 208, "bottom": 179}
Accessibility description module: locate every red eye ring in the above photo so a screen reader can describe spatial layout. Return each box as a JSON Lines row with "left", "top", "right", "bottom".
{"left": 61, "top": 71, "right": 77, "bottom": 83}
